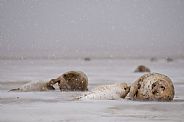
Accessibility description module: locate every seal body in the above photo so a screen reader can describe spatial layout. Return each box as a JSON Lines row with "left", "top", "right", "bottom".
{"left": 50, "top": 71, "right": 88, "bottom": 91}
{"left": 129, "top": 73, "right": 175, "bottom": 101}
{"left": 134, "top": 65, "right": 150, "bottom": 73}
{"left": 9, "top": 80, "right": 55, "bottom": 92}
{"left": 78, "top": 83, "right": 130, "bottom": 100}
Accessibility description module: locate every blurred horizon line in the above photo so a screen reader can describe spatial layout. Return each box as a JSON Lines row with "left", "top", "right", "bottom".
{"left": 0, "top": 55, "right": 183, "bottom": 60}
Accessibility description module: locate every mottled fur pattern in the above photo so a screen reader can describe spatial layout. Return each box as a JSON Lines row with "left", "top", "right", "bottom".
{"left": 129, "top": 73, "right": 175, "bottom": 101}
{"left": 49, "top": 71, "right": 88, "bottom": 91}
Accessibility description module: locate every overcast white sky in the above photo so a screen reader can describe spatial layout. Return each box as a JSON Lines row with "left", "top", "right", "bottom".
{"left": 0, "top": 0, "right": 184, "bottom": 58}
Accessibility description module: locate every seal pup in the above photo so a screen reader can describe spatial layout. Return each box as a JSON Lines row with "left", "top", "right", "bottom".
{"left": 129, "top": 73, "right": 175, "bottom": 101}
{"left": 134, "top": 65, "right": 151, "bottom": 73}
{"left": 77, "top": 83, "right": 130, "bottom": 100}
{"left": 49, "top": 71, "right": 88, "bottom": 91}
{"left": 9, "top": 80, "right": 55, "bottom": 92}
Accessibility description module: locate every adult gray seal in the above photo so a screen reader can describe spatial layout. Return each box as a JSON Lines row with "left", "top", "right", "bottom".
{"left": 129, "top": 73, "right": 175, "bottom": 101}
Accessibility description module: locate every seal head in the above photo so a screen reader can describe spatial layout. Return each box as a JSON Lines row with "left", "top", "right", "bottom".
{"left": 49, "top": 71, "right": 88, "bottom": 91}
{"left": 129, "top": 73, "right": 175, "bottom": 101}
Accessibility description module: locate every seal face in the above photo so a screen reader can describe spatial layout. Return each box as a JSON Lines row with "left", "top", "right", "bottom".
{"left": 78, "top": 83, "right": 130, "bottom": 100}
{"left": 50, "top": 71, "right": 88, "bottom": 91}
{"left": 129, "top": 73, "right": 175, "bottom": 101}
{"left": 134, "top": 65, "right": 150, "bottom": 73}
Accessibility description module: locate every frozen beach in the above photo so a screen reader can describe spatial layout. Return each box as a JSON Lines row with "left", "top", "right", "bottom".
{"left": 1, "top": 0, "right": 184, "bottom": 121}
{"left": 0, "top": 58, "right": 184, "bottom": 122}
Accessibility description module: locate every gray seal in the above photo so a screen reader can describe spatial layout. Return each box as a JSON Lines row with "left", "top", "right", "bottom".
{"left": 134, "top": 65, "right": 151, "bottom": 73}
{"left": 49, "top": 71, "right": 88, "bottom": 91}
{"left": 129, "top": 73, "right": 175, "bottom": 101}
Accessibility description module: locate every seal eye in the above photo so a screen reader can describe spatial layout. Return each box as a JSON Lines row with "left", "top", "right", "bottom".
{"left": 160, "top": 86, "right": 165, "bottom": 90}
{"left": 63, "top": 74, "right": 67, "bottom": 78}
{"left": 124, "top": 88, "right": 127, "bottom": 90}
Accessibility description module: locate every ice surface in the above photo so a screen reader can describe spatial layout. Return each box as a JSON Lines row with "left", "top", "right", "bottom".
{"left": 0, "top": 59, "right": 184, "bottom": 122}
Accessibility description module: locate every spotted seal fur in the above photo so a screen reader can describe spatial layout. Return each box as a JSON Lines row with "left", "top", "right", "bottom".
{"left": 77, "top": 83, "right": 130, "bottom": 100}
{"left": 49, "top": 71, "right": 88, "bottom": 91}
{"left": 129, "top": 73, "right": 175, "bottom": 101}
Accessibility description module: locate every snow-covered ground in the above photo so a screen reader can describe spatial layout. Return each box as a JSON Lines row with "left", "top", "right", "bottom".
{"left": 0, "top": 59, "right": 184, "bottom": 122}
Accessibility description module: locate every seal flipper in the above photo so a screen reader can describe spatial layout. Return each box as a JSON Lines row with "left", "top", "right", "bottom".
{"left": 48, "top": 78, "right": 60, "bottom": 85}
{"left": 46, "top": 83, "right": 55, "bottom": 90}
{"left": 47, "top": 78, "right": 63, "bottom": 90}
{"left": 129, "top": 82, "right": 139, "bottom": 100}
